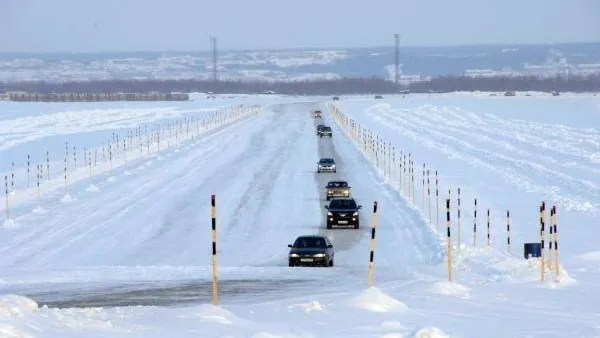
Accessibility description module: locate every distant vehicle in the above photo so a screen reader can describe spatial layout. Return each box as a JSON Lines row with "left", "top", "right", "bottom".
{"left": 325, "top": 197, "right": 362, "bottom": 229}
{"left": 288, "top": 235, "right": 334, "bottom": 267}
{"left": 316, "top": 124, "right": 326, "bottom": 135}
{"left": 374, "top": 95, "right": 383, "bottom": 99}
{"left": 318, "top": 126, "right": 332, "bottom": 138}
{"left": 313, "top": 110, "right": 322, "bottom": 118}
{"left": 332, "top": 96, "right": 340, "bottom": 101}
{"left": 317, "top": 158, "right": 336, "bottom": 173}
{"left": 325, "top": 180, "right": 351, "bottom": 200}
{"left": 504, "top": 91, "right": 516, "bottom": 97}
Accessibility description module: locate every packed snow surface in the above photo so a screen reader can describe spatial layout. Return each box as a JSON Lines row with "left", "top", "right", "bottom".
{"left": 0, "top": 93, "right": 598, "bottom": 337}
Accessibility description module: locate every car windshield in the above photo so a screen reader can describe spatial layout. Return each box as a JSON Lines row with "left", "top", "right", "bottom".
{"left": 322, "top": 127, "right": 331, "bottom": 131}
{"left": 320, "top": 158, "right": 334, "bottom": 164}
{"left": 329, "top": 199, "right": 357, "bottom": 209}
{"left": 293, "top": 237, "right": 327, "bottom": 248}
{"left": 328, "top": 182, "right": 347, "bottom": 188}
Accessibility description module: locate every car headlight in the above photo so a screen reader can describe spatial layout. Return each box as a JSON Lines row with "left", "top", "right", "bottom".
{"left": 313, "top": 253, "right": 326, "bottom": 257}
{"left": 327, "top": 211, "right": 333, "bottom": 216}
{"left": 289, "top": 253, "right": 299, "bottom": 257}
{"left": 331, "top": 164, "right": 336, "bottom": 168}
{"left": 353, "top": 211, "right": 358, "bottom": 216}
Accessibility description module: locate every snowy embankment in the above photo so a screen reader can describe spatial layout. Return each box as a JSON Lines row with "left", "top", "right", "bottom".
{"left": 0, "top": 94, "right": 598, "bottom": 337}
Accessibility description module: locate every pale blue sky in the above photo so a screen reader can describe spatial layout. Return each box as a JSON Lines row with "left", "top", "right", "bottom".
{"left": 2, "top": 0, "right": 599, "bottom": 53}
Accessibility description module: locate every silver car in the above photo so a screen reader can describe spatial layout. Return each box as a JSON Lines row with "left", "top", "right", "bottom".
{"left": 317, "top": 158, "right": 336, "bottom": 173}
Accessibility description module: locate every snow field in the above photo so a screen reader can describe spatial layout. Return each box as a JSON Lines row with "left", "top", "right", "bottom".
{"left": 0, "top": 104, "right": 263, "bottom": 228}
{"left": 0, "top": 94, "right": 598, "bottom": 337}
{"left": 327, "top": 99, "right": 578, "bottom": 285}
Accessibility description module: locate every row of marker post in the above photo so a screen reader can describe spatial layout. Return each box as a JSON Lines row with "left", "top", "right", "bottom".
{"left": 329, "top": 103, "right": 558, "bottom": 282}
{"left": 3, "top": 105, "right": 261, "bottom": 223}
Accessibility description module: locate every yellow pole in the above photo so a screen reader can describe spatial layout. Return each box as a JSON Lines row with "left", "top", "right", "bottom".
{"left": 367, "top": 201, "right": 378, "bottom": 287}
{"left": 27, "top": 154, "right": 31, "bottom": 189}
{"left": 427, "top": 169, "right": 431, "bottom": 229}
{"left": 64, "top": 158, "right": 68, "bottom": 195}
{"left": 548, "top": 207, "right": 554, "bottom": 272}
{"left": 506, "top": 210, "right": 511, "bottom": 253}
{"left": 36, "top": 164, "right": 40, "bottom": 207}
{"left": 553, "top": 205, "right": 559, "bottom": 279}
{"left": 124, "top": 139, "right": 127, "bottom": 168}
{"left": 4, "top": 175, "right": 9, "bottom": 221}
{"left": 457, "top": 187, "right": 461, "bottom": 249}
{"left": 487, "top": 209, "right": 491, "bottom": 247}
{"left": 422, "top": 163, "right": 425, "bottom": 213}
{"left": 435, "top": 171, "right": 439, "bottom": 234}
{"left": 446, "top": 197, "right": 452, "bottom": 281}
{"left": 540, "top": 201, "right": 545, "bottom": 281}
{"left": 411, "top": 160, "right": 415, "bottom": 206}
{"left": 211, "top": 194, "right": 218, "bottom": 305}
{"left": 473, "top": 198, "right": 477, "bottom": 249}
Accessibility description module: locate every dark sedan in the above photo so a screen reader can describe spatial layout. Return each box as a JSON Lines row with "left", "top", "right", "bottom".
{"left": 325, "top": 197, "right": 362, "bottom": 229}
{"left": 288, "top": 235, "right": 334, "bottom": 267}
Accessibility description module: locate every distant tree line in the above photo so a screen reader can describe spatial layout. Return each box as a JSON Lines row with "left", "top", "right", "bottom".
{"left": 1, "top": 74, "right": 599, "bottom": 95}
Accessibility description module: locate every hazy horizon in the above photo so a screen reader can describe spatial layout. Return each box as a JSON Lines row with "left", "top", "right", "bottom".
{"left": 2, "top": 0, "right": 599, "bottom": 53}
{"left": 1, "top": 40, "right": 600, "bottom": 56}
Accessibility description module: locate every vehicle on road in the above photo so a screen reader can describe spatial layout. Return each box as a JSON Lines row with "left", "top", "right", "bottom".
{"left": 332, "top": 96, "right": 340, "bottom": 101}
{"left": 317, "top": 158, "right": 336, "bottom": 173}
{"left": 325, "top": 197, "right": 362, "bottom": 229}
{"left": 325, "top": 180, "right": 351, "bottom": 200}
{"left": 288, "top": 235, "right": 334, "bottom": 267}
{"left": 313, "top": 110, "right": 322, "bottom": 118}
{"left": 316, "top": 124, "right": 326, "bottom": 135}
{"left": 318, "top": 126, "right": 332, "bottom": 138}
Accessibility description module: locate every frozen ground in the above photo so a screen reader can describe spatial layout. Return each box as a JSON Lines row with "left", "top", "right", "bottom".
{"left": 0, "top": 93, "right": 598, "bottom": 337}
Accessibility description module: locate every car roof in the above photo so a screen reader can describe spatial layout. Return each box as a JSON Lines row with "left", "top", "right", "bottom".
{"left": 295, "top": 235, "right": 327, "bottom": 240}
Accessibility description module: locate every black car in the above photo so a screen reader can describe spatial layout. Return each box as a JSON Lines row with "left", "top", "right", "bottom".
{"left": 317, "top": 158, "right": 336, "bottom": 173}
{"left": 325, "top": 197, "right": 362, "bottom": 229}
{"left": 288, "top": 235, "right": 334, "bottom": 267}
{"left": 318, "top": 126, "right": 332, "bottom": 138}
{"left": 316, "top": 124, "right": 326, "bottom": 135}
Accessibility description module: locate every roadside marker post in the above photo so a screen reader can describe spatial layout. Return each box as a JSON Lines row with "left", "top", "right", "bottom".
{"left": 540, "top": 201, "right": 546, "bottom": 281}
{"left": 367, "top": 201, "right": 378, "bottom": 287}
{"left": 211, "top": 194, "right": 219, "bottom": 305}
{"left": 446, "top": 197, "right": 452, "bottom": 281}
{"left": 473, "top": 198, "right": 477, "bottom": 249}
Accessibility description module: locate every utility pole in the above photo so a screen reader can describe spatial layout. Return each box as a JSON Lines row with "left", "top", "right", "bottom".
{"left": 394, "top": 34, "right": 400, "bottom": 85}
{"left": 210, "top": 36, "right": 218, "bottom": 82}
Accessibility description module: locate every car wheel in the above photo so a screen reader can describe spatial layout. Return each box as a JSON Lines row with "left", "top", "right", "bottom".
{"left": 329, "top": 259, "right": 334, "bottom": 267}
{"left": 289, "top": 261, "right": 294, "bottom": 267}
{"left": 333, "top": 170, "right": 337, "bottom": 173}
{"left": 327, "top": 222, "right": 332, "bottom": 229}
{"left": 354, "top": 222, "right": 359, "bottom": 229}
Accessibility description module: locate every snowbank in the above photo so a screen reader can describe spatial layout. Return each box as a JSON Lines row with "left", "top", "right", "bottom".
{"left": 348, "top": 287, "right": 408, "bottom": 313}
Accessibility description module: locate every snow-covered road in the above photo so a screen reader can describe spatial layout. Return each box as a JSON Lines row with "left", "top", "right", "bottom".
{"left": 0, "top": 101, "right": 440, "bottom": 308}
